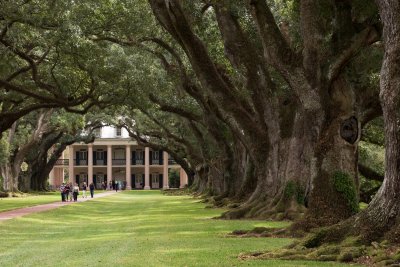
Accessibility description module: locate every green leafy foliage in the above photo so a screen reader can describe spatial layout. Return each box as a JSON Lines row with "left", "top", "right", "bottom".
{"left": 168, "top": 169, "right": 180, "bottom": 188}
{"left": 361, "top": 117, "right": 385, "bottom": 146}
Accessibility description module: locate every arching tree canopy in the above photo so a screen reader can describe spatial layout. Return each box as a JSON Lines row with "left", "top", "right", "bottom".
{"left": 1, "top": 1, "right": 400, "bottom": 260}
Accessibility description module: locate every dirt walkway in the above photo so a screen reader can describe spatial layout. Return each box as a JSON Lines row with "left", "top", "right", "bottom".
{"left": 0, "top": 191, "right": 117, "bottom": 222}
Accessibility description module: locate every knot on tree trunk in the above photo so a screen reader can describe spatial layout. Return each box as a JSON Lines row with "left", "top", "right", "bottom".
{"left": 340, "top": 116, "right": 358, "bottom": 144}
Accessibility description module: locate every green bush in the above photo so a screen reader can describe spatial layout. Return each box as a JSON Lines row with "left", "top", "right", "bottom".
{"left": 332, "top": 171, "right": 359, "bottom": 213}
{"left": 168, "top": 169, "right": 180, "bottom": 188}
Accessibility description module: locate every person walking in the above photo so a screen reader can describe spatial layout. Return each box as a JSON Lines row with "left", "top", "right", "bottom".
{"left": 115, "top": 181, "right": 119, "bottom": 192}
{"left": 82, "top": 182, "right": 87, "bottom": 198}
{"left": 73, "top": 183, "right": 79, "bottom": 202}
{"left": 89, "top": 182, "right": 95, "bottom": 198}
{"left": 60, "top": 183, "right": 66, "bottom": 202}
{"left": 108, "top": 181, "right": 112, "bottom": 191}
{"left": 64, "top": 183, "right": 70, "bottom": 202}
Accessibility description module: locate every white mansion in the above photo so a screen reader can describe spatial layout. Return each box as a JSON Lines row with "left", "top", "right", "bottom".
{"left": 49, "top": 126, "right": 188, "bottom": 190}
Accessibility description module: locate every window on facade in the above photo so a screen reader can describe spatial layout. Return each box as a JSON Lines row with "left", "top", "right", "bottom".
{"left": 113, "top": 148, "right": 124, "bottom": 159}
{"left": 135, "top": 175, "right": 142, "bottom": 183}
{"left": 151, "top": 173, "right": 159, "bottom": 183}
{"left": 96, "top": 150, "right": 104, "bottom": 160}
{"left": 153, "top": 151, "right": 159, "bottom": 160}
{"left": 136, "top": 150, "right": 143, "bottom": 159}
{"left": 116, "top": 127, "right": 122, "bottom": 137}
{"left": 79, "top": 150, "right": 87, "bottom": 160}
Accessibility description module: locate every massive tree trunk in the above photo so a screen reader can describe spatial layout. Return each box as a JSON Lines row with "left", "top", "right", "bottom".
{"left": 299, "top": 0, "right": 400, "bottom": 245}
{"left": 349, "top": 0, "right": 400, "bottom": 242}
{"left": 223, "top": 101, "right": 312, "bottom": 219}
{"left": 147, "top": 0, "right": 379, "bottom": 223}
{"left": 30, "top": 142, "right": 67, "bottom": 191}
{"left": 1, "top": 111, "right": 50, "bottom": 193}
{"left": 304, "top": 77, "right": 361, "bottom": 226}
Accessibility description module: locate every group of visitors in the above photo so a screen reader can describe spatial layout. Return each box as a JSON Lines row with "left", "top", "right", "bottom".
{"left": 108, "top": 180, "right": 120, "bottom": 192}
{"left": 59, "top": 182, "right": 95, "bottom": 202}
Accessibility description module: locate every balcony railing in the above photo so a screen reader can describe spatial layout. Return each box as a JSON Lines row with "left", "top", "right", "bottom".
{"left": 151, "top": 159, "right": 161, "bottom": 165}
{"left": 54, "top": 159, "right": 69, "bottom": 166}
{"left": 112, "top": 159, "right": 126, "bottom": 165}
{"left": 75, "top": 159, "right": 88, "bottom": 166}
{"left": 132, "top": 159, "right": 144, "bottom": 165}
{"left": 94, "top": 159, "right": 106, "bottom": 166}
{"left": 67, "top": 158, "right": 176, "bottom": 166}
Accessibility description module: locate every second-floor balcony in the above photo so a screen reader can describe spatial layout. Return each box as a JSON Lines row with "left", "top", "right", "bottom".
{"left": 112, "top": 159, "right": 126, "bottom": 165}
{"left": 75, "top": 159, "right": 88, "bottom": 166}
{"left": 132, "top": 159, "right": 144, "bottom": 165}
{"left": 69, "top": 157, "right": 178, "bottom": 166}
{"left": 94, "top": 159, "right": 106, "bottom": 166}
{"left": 54, "top": 159, "right": 69, "bottom": 166}
{"left": 151, "top": 159, "right": 162, "bottom": 165}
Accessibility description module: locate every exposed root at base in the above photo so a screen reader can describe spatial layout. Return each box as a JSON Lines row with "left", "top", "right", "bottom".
{"left": 219, "top": 200, "right": 305, "bottom": 221}
{"left": 227, "top": 227, "right": 294, "bottom": 238}
{"left": 162, "top": 188, "right": 190, "bottom": 196}
{"left": 237, "top": 234, "right": 400, "bottom": 266}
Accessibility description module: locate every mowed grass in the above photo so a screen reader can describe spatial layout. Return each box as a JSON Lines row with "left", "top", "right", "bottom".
{"left": 0, "top": 191, "right": 356, "bottom": 267}
{"left": 0, "top": 192, "right": 60, "bottom": 212}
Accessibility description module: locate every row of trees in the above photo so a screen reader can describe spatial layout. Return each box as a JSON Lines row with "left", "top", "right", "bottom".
{"left": 1, "top": 0, "right": 399, "bottom": 246}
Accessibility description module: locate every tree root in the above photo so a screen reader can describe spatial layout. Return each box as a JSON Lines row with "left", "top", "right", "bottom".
{"left": 227, "top": 227, "right": 294, "bottom": 238}
{"left": 239, "top": 216, "right": 400, "bottom": 266}
{"left": 219, "top": 198, "right": 306, "bottom": 221}
{"left": 239, "top": 236, "right": 400, "bottom": 266}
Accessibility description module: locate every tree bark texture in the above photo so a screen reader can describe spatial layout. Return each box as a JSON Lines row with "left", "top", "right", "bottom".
{"left": 148, "top": 0, "right": 380, "bottom": 222}
{"left": 351, "top": 0, "right": 400, "bottom": 242}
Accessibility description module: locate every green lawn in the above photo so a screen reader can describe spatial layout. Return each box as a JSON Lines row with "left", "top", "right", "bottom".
{"left": 0, "top": 192, "right": 60, "bottom": 212}
{"left": 0, "top": 191, "right": 357, "bottom": 266}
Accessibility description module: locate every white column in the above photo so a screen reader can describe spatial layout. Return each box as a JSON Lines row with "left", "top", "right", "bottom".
{"left": 180, "top": 168, "right": 188, "bottom": 188}
{"left": 107, "top": 145, "right": 112, "bottom": 186}
{"left": 163, "top": 151, "right": 169, "bottom": 189}
{"left": 88, "top": 144, "right": 93, "bottom": 185}
{"left": 68, "top": 145, "right": 74, "bottom": 183}
{"left": 49, "top": 168, "right": 55, "bottom": 189}
{"left": 48, "top": 146, "right": 55, "bottom": 188}
{"left": 126, "top": 145, "right": 131, "bottom": 190}
{"left": 144, "top": 147, "right": 150, "bottom": 189}
{"left": 61, "top": 150, "right": 65, "bottom": 186}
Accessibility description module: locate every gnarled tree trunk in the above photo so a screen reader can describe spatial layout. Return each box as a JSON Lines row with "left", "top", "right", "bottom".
{"left": 350, "top": 0, "right": 400, "bottom": 242}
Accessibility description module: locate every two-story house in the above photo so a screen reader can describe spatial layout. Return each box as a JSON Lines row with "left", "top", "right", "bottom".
{"left": 49, "top": 126, "right": 188, "bottom": 190}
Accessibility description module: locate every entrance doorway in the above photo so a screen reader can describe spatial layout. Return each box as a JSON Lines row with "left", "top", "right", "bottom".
{"left": 151, "top": 173, "right": 160, "bottom": 189}
{"left": 134, "top": 174, "right": 144, "bottom": 189}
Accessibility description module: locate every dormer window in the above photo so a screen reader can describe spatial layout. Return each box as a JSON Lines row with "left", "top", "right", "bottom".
{"left": 116, "top": 127, "right": 122, "bottom": 137}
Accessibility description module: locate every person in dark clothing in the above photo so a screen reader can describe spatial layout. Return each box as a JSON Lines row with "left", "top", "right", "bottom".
{"left": 115, "top": 182, "right": 119, "bottom": 192}
{"left": 112, "top": 180, "right": 116, "bottom": 190}
{"left": 60, "top": 183, "right": 66, "bottom": 202}
{"left": 73, "top": 183, "right": 79, "bottom": 202}
{"left": 64, "top": 183, "right": 70, "bottom": 201}
{"left": 89, "top": 183, "right": 95, "bottom": 198}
